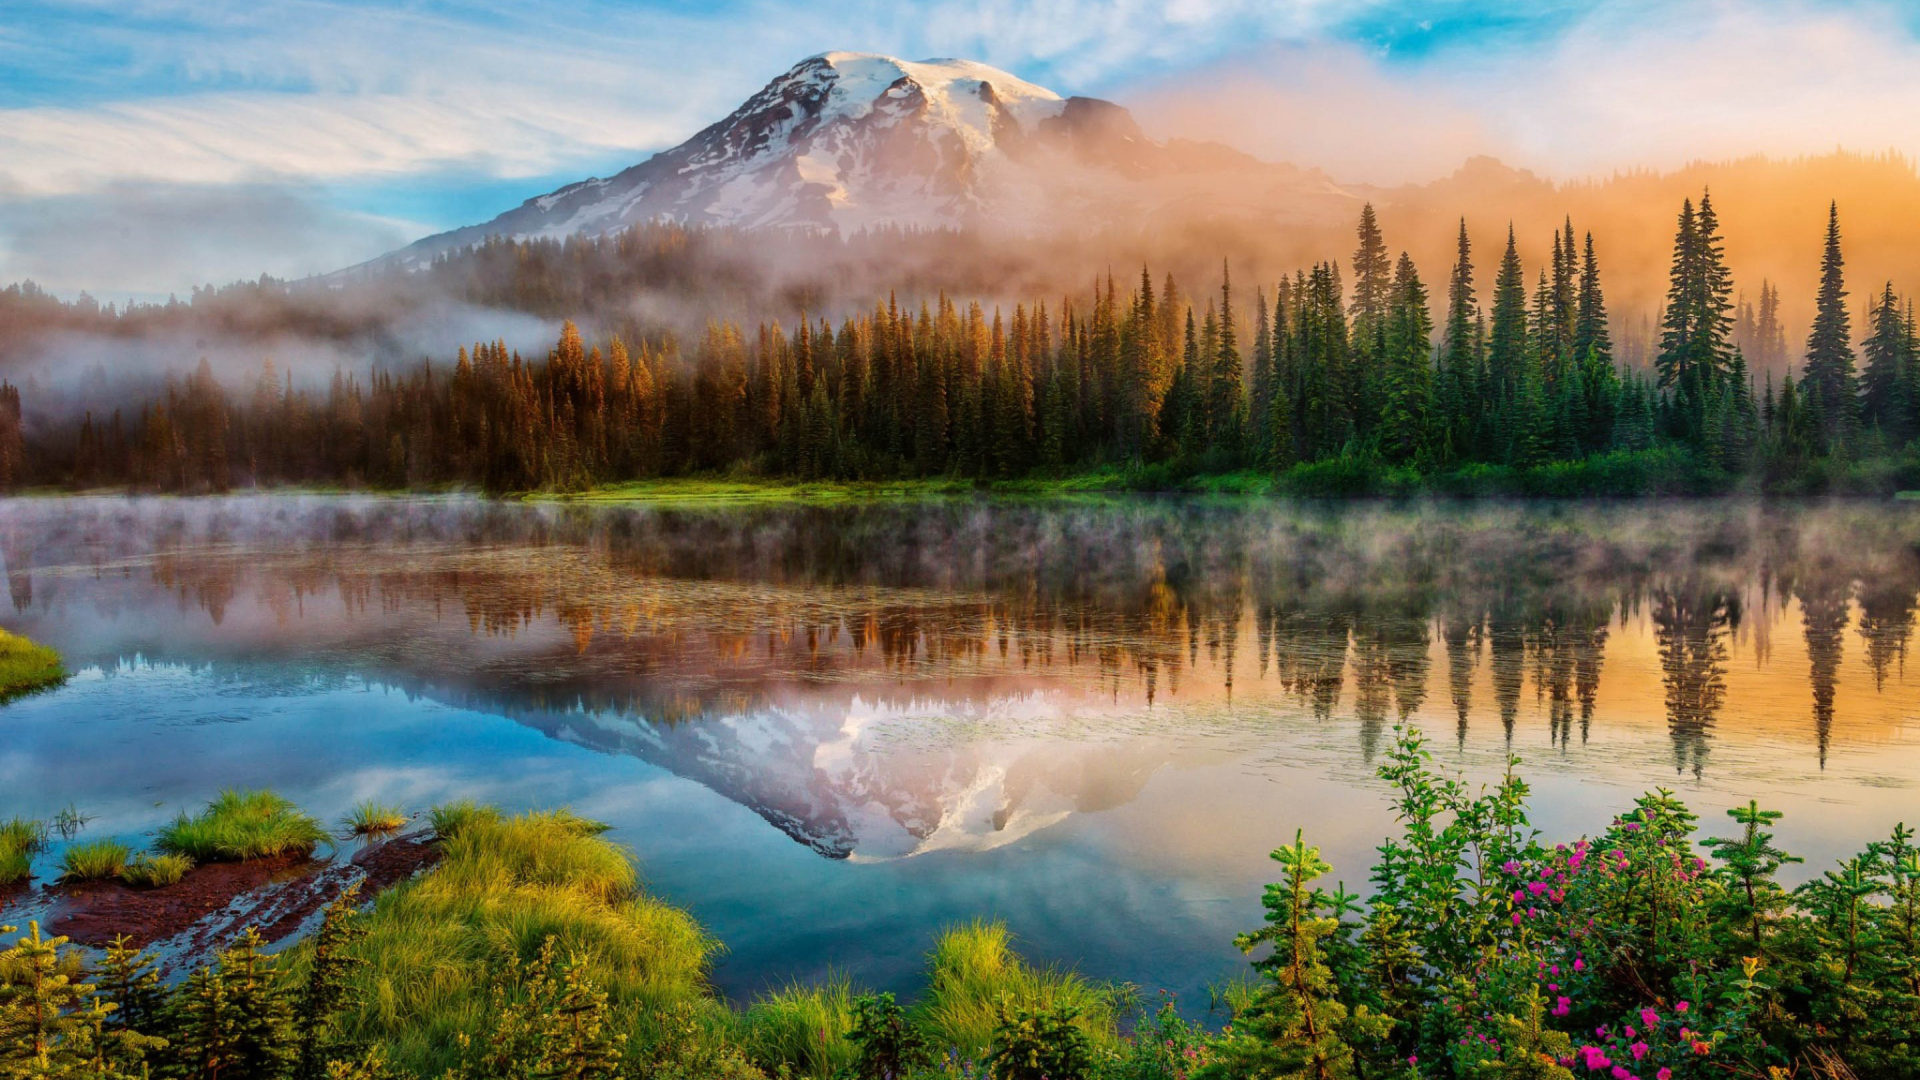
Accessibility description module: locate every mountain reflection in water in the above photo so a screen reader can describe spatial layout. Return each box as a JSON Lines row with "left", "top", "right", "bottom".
{"left": 9, "top": 495, "right": 1920, "bottom": 1002}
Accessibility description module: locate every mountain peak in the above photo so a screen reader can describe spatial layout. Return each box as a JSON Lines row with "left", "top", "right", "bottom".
{"left": 379, "top": 52, "right": 1351, "bottom": 266}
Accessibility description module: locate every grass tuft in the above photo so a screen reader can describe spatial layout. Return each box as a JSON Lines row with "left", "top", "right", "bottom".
{"left": 60, "top": 838, "right": 131, "bottom": 882}
{"left": 281, "top": 807, "right": 719, "bottom": 1076}
{"left": 426, "top": 799, "right": 494, "bottom": 841}
{"left": 739, "top": 976, "right": 857, "bottom": 1080}
{"left": 915, "top": 920, "right": 1117, "bottom": 1056}
{"left": 120, "top": 852, "right": 194, "bottom": 888}
{"left": 344, "top": 800, "right": 409, "bottom": 837}
{"left": 155, "top": 789, "right": 329, "bottom": 862}
{"left": 0, "top": 817, "right": 48, "bottom": 885}
{"left": 0, "top": 629, "right": 66, "bottom": 703}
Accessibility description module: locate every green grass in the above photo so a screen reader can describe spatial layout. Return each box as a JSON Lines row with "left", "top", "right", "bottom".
{"left": 738, "top": 976, "right": 858, "bottom": 1080}
{"left": 119, "top": 852, "right": 193, "bottom": 888}
{"left": 343, "top": 800, "right": 409, "bottom": 837}
{"left": 915, "top": 920, "right": 1118, "bottom": 1057}
{"left": 550, "top": 475, "right": 980, "bottom": 506}
{"left": 0, "top": 817, "right": 48, "bottom": 886}
{"left": 155, "top": 789, "right": 329, "bottom": 862}
{"left": 281, "top": 804, "right": 720, "bottom": 1075}
{"left": 0, "top": 629, "right": 66, "bottom": 703}
{"left": 59, "top": 838, "right": 131, "bottom": 881}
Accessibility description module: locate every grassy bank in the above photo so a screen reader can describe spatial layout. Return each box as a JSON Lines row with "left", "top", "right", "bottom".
{"left": 10, "top": 764, "right": 1920, "bottom": 1078}
{"left": 552, "top": 446, "right": 1920, "bottom": 505}
{"left": 0, "top": 628, "right": 65, "bottom": 703}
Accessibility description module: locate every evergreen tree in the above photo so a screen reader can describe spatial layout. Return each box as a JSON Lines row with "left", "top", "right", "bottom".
{"left": 1804, "top": 202, "right": 1860, "bottom": 449}
{"left": 1202, "top": 833, "right": 1390, "bottom": 1080}
{"left": 1862, "top": 281, "right": 1911, "bottom": 443}
{"left": 1437, "top": 220, "right": 1479, "bottom": 464}
{"left": 1209, "top": 263, "right": 1247, "bottom": 463}
{"left": 1379, "top": 253, "right": 1433, "bottom": 464}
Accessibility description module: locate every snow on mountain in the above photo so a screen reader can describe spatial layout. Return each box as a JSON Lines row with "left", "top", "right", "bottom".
{"left": 386, "top": 52, "right": 1345, "bottom": 262}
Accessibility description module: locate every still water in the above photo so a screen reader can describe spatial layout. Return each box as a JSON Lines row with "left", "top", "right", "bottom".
{"left": 2, "top": 495, "right": 1918, "bottom": 1005}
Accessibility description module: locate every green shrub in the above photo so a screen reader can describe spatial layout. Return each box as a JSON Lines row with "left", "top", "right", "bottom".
{"left": 59, "top": 838, "right": 130, "bottom": 881}
{"left": 986, "top": 1002, "right": 1097, "bottom": 1080}
{"left": 343, "top": 800, "right": 408, "bottom": 837}
{"left": 848, "top": 992, "right": 936, "bottom": 1080}
{"left": 155, "top": 789, "right": 328, "bottom": 862}
{"left": 119, "top": 853, "right": 193, "bottom": 888}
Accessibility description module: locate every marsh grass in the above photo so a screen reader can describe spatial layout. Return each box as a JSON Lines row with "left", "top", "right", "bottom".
{"left": 156, "top": 789, "right": 329, "bottom": 862}
{"left": 343, "top": 800, "right": 408, "bottom": 837}
{"left": 120, "top": 852, "right": 193, "bottom": 888}
{"left": 59, "top": 838, "right": 130, "bottom": 881}
{"left": 280, "top": 804, "right": 719, "bottom": 1075}
{"left": 0, "top": 629, "right": 65, "bottom": 703}
{"left": 426, "top": 799, "right": 490, "bottom": 840}
{"left": 0, "top": 817, "right": 48, "bottom": 885}
{"left": 739, "top": 976, "right": 857, "bottom": 1080}
{"left": 915, "top": 920, "right": 1118, "bottom": 1056}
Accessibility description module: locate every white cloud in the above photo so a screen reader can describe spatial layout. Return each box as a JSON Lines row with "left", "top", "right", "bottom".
{"left": 1127, "top": 0, "right": 1920, "bottom": 184}
{"left": 0, "top": 0, "right": 1374, "bottom": 198}
{"left": 0, "top": 182, "right": 413, "bottom": 295}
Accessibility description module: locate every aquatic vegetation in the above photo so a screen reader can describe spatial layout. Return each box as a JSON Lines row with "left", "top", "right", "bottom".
{"left": 0, "top": 817, "right": 48, "bottom": 885}
{"left": 51, "top": 803, "right": 91, "bottom": 841}
{"left": 155, "top": 788, "right": 329, "bottom": 862}
{"left": 916, "top": 920, "right": 1118, "bottom": 1057}
{"left": 119, "top": 852, "right": 193, "bottom": 888}
{"left": 740, "top": 976, "right": 858, "bottom": 1080}
{"left": 343, "top": 800, "right": 409, "bottom": 837}
{"left": 59, "top": 838, "right": 131, "bottom": 881}
{"left": 0, "top": 628, "right": 65, "bottom": 703}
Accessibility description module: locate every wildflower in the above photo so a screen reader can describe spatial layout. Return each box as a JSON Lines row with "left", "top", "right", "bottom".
{"left": 1657, "top": 1071, "right": 1672, "bottom": 1080}
{"left": 1630, "top": 1041, "right": 1649, "bottom": 1061}
{"left": 1674, "top": 1000, "right": 1688, "bottom": 1013}
{"left": 1640, "top": 1007, "right": 1659, "bottom": 1028}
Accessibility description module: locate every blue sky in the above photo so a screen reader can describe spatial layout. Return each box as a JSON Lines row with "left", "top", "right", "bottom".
{"left": 3, "top": 0, "right": 1917, "bottom": 295}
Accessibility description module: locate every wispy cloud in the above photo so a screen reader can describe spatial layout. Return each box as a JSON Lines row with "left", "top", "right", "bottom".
{"left": 1130, "top": 0, "right": 1920, "bottom": 184}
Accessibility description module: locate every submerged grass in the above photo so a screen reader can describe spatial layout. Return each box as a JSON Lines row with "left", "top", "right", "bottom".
{"left": 119, "top": 852, "right": 193, "bottom": 888}
{"left": 343, "top": 800, "right": 408, "bottom": 837}
{"left": 155, "top": 788, "right": 329, "bottom": 862}
{"left": 739, "top": 976, "right": 858, "bottom": 1080}
{"left": 0, "top": 629, "right": 66, "bottom": 703}
{"left": 284, "top": 804, "right": 720, "bottom": 1075}
{"left": 0, "top": 818, "right": 48, "bottom": 886}
{"left": 59, "top": 838, "right": 130, "bottom": 881}
{"left": 916, "top": 920, "right": 1118, "bottom": 1056}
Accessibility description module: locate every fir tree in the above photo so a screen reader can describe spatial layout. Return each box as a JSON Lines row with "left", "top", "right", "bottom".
{"left": 1804, "top": 202, "right": 1860, "bottom": 448}
{"left": 1862, "top": 281, "right": 1910, "bottom": 443}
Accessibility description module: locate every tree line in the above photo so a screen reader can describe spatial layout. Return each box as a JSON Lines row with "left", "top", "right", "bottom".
{"left": 3, "top": 195, "right": 1916, "bottom": 493}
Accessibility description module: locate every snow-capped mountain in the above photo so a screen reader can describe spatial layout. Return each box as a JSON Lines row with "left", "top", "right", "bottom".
{"left": 389, "top": 51, "right": 1351, "bottom": 260}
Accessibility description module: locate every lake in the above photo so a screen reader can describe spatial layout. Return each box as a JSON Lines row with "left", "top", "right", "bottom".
{"left": 3, "top": 495, "right": 1918, "bottom": 1008}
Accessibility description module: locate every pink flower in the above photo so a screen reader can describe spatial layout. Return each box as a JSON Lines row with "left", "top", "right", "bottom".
{"left": 1630, "top": 1041, "right": 1649, "bottom": 1061}
{"left": 1574, "top": 957, "right": 1586, "bottom": 972}
{"left": 1657, "top": 1070, "right": 1672, "bottom": 1080}
{"left": 1611, "top": 1068, "right": 1631, "bottom": 1080}
{"left": 1674, "top": 1000, "right": 1688, "bottom": 1013}
{"left": 1640, "top": 1008, "right": 1659, "bottom": 1028}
